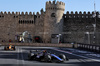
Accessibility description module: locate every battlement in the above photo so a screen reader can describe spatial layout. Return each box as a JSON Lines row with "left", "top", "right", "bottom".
{"left": 0, "top": 11, "right": 20, "bottom": 15}
{"left": 64, "top": 11, "right": 100, "bottom": 19}
{"left": 46, "top": 1, "right": 65, "bottom": 11}
{"left": 46, "top": 1, "right": 65, "bottom": 5}
{"left": 66, "top": 11, "right": 100, "bottom": 15}
{"left": 0, "top": 11, "right": 45, "bottom": 17}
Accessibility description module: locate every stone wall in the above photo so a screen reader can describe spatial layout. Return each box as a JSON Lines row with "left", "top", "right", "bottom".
{"left": 63, "top": 11, "right": 100, "bottom": 45}
{"left": 0, "top": 12, "right": 18, "bottom": 42}
{"left": 0, "top": 11, "right": 45, "bottom": 42}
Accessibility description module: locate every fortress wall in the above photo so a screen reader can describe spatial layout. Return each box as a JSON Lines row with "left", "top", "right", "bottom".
{"left": 0, "top": 10, "right": 45, "bottom": 42}
{"left": 17, "top": 12, "right": 35, "bottom": 38}
{"left": 0, "top": 12, "right": 19, "bottom": 42}
{"left": 34, "top": 11, "right": 45, "bottom": 40}
{"left": 65, "top": 11, "right": 100, "bottom": 18}
{"left": 63, "top": 11, "right": 100, "bottom": 44}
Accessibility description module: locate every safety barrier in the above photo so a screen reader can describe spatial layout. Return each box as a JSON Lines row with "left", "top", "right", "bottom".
{"left": 77, "top": 43, "right": 100, "bottom": 52}
{"left": 0, "top": 43, "right": 73, "bottom": 48}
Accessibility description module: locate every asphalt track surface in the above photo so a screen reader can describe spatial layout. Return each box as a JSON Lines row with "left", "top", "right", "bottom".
{"left": 0, "top": 46, "right": 100, "bottom": 66}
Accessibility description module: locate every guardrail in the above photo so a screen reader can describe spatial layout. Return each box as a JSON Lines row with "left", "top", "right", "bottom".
{"left": 77, "top": 43, "right": 100, "bottom": 52}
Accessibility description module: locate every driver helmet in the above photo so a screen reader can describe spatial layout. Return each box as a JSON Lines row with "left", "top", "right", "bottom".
{"left": 43, "top": 50, "right": 47, "bottom": 53}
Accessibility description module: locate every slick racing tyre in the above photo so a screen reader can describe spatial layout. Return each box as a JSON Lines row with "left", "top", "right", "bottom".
{"left": 59, "top": 54, "right": 68, "bottom": 61}
{"left": 45, "top": 54, "right": 51, "bottom": 62}
{"left": 4, "top": 47, "right": 6, "bottom": 50}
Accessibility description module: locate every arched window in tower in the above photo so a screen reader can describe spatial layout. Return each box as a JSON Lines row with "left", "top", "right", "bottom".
{"left": 19, "top": 20, "right": 20, "bottom": 23}
{"left": 28, "top": 20, "right": 29, "bottom": 24}
{"left": 51, "top": 13, "right": 55, "bottom": 17}
{"left": 25, "top": 20, "right": 26, "bottom": 24}
{"left": 30, "top": 20, "right": 31, "bottom": 24}
{"left": 2, "top": 16, "right": 4, "bottom": 18}
{"left": 23, "top": 20, "right": 24, "bottom": 24}
{"left": 20, "top": 20, "right": 22, "bottom": 24}
{"left": 32, "top": 20, "right": 34, "bottom": 24}
{"left": 26, "top": 20, "right": 28, "bottom": 24}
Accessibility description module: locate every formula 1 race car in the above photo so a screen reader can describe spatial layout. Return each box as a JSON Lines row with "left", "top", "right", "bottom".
{"left": 4, "top": 44, "right": 16, "bottom": 50}
{"left": 28, "top": 50, "right": 69, "bottom": 62}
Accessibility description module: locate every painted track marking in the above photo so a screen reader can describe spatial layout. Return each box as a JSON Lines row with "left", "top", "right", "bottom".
{"left": 52, "top": 48, "right": 100, "bottom": 62}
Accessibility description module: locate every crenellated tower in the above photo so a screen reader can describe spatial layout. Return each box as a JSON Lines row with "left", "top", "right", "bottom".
{"left": 43, "top": 1, "right": 65, "bottom": 43}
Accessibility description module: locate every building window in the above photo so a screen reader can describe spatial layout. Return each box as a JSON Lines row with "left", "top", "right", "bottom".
{"left": 2, "top": 16, "right": 4, "bottom": 18}
{"left": 38, "top": 16, "right": 40, "bottom": 18}
{"left": 16, "top": 16, "right": 18, "bottom": 18}
{"left": 51, "top": 13, "right": 55, "bottom": 17}
{"left": 25, "top": 21, "right": 27, "bottom": 24}
{"left": 28, "top": 21, "right": 30, "bottom": 24}
{"left": 19, "top": 20, "right": 34, "bottom": 24}
{"left": 35, "top": 16, "right": 37, "bottom": 18}
{"left": 19, "top": 20, "right": 20, "bottom": 23}
{"left": 20, "top": 20, "right": 22, "bottom": 24}
{"left": 32, "top": 21, "right": 34, "bottom": 24}
{"left": 23, "top": 20, "right": 24, "bottom": 24}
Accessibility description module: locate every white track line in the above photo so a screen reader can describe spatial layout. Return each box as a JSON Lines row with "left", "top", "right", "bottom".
{"left": 21, "top": 48, "right": 25, "bottom": 64}
{"left": 52, "top": 48, "right": 100, "bottom": 62}
{"left": 17, "top": 47, "right": 19, "bottom": 64}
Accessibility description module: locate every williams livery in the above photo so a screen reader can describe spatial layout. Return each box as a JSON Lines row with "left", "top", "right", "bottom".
{"left": 28, "top": 50, "right": 69, "bottom": 62}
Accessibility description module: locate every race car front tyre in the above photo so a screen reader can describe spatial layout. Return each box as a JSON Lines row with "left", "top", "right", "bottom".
{"left": 45, "top": 54, "right": 51, "bottom": 62}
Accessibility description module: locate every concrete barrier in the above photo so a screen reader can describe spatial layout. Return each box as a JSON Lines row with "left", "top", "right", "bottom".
{"left": 77, "top": 43, "right": 100, "bottom": 52}
{"left": 0, "top": 43, "right": 73, "bottom": 48}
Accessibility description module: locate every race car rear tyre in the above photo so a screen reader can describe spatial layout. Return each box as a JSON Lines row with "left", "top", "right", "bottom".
{"left": 59, "top": 54, "right": 68, "bottom": 61}
{"left": 4, "top": 47, "right": 6, "bottom": 50}
{"left": 28, "top": 55, "right": 32, "bottom": 60}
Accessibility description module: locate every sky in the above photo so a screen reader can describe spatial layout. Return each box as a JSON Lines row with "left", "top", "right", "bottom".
{"left": 0, "top": 0, "right": 100, "bottom": 14}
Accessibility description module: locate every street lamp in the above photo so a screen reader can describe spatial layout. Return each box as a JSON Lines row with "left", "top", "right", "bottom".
{"left": 93, "top": 13, "right": 100, "bottom": 44}
{"left": 92, "top": 23, "right": 96, "bottom": 44}
{"left": 92, "top": 1, "right": 96, "bottom": 44}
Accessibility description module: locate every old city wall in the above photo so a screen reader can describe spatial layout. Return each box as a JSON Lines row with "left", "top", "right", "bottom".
{"left": 63, "top": 11, "right": 100, "bottom": 44}
{"left": 0, "top": 12, "right": 18, "bottom": 42}
{"left": 17, "top": 12, "right": 35, "bottom": 39}
{"left": 0, "top": 11, "right": 44, "bottom": 42}
{"left": 34, "top": 10, "right": 45, "bottom": 41}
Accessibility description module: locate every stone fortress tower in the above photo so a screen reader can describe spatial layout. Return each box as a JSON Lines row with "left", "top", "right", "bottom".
{"left": 43, "top": 1, "right": 65, "bottom": 43}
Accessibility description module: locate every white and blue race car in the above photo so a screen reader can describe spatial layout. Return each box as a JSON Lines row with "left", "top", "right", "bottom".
{"left": 28, "top": 50, "right": 69, "bottom": 62}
